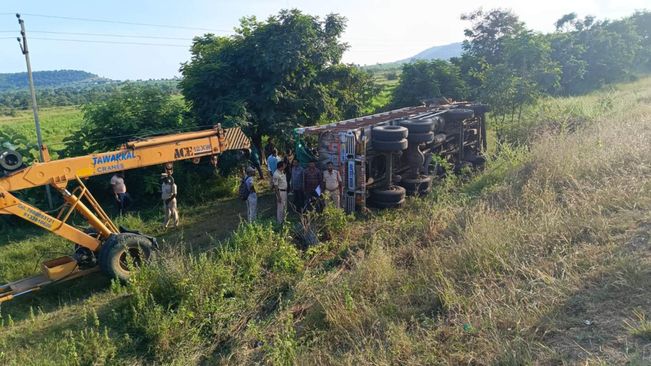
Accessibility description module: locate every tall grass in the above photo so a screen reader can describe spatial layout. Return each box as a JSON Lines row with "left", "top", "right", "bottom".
{"left": 0, "top": 77, "right": 650, "bottom": 364}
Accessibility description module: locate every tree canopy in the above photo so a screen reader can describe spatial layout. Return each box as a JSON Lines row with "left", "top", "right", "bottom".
{"left": 180, "top": 9, "right": 378, "bottom": 154}
{"left": 390, "top": 60, "right": 467, "bottom": 108}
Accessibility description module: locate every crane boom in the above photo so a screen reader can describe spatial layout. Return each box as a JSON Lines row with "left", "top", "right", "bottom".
{"left": 0, "top": 125, "right": 250, "bottom": 303}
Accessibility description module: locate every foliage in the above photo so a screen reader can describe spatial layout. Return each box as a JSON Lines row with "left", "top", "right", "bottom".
{"left": 0, "top": 75, "right": 179, "bottom": 114}
{"left": 180, "top": 9, "right": 378, "bottom": 155}
{"left": 389, "top": 60, "right": 467, "bottom": 108}
{"left": 461, "top": 9, "right": 525, "bottom": 65}
{"left": 2, "top": 77, "right": 651, "bottom": 364}
{"left": 64, "top": 84, "right": 187, "bottom": 155}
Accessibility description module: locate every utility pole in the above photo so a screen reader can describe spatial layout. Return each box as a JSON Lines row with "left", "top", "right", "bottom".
{"left": 16, "top": 13, "right": 53, "bottom": 209}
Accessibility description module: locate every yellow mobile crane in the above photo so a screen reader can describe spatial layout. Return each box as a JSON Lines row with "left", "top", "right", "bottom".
{"left": 0, "top": 126, "right": 250, "bottom": 302}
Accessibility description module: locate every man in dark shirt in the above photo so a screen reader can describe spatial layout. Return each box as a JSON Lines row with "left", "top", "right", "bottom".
{"left": 290, "top": 159, "right": 305, "bottom": 212}
{"left": 303, "top": 160, "right": 322, "bottom": 211}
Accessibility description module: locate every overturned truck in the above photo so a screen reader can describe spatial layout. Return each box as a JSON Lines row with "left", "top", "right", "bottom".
{"left": 294, "top": 102, "right": 489, "bottom": 213}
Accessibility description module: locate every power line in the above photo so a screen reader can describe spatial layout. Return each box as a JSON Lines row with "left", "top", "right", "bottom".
{"left": 4, "top": 30, "right": 194, "bottom": 41}
{"left": 18, "top": 13, "right": 231, "bottom": 33}
{"left": 30, "top": 37, "right": 189, "bottom": 48}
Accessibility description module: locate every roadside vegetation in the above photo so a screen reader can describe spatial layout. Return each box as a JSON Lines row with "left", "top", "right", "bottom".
{"left": 1, "top": 6, "right": 651, "bottom": 365}
{"left": 1, "top": 75, "right": 649, "bottom": 365}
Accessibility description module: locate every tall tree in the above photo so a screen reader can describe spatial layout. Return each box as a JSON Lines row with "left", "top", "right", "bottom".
{"left": 180, "top": 9, "right": 377, "bottom": 156}
{"left": 461, "top": 9, "right": 524, "bottom": 65}
{"left": 390, "top": 60, "right": 467, "bottom": 108}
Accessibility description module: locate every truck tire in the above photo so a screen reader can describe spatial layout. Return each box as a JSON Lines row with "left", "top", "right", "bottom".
{"left": 445, "top": 109, "right": 474, "bottom": 122}
{"left": 0, "top": 150, "right": 23, "bottom": 172}
{"left": 407, "top": 131, "right": 434, "bottom": 144}
{"left": 372, "top": 125, "right": 408, "bottom": 141}
{"left": 99, "top": 233, "right": 155, "bottom": 282}
{"left": 369, "top": 185, "right": 406, "bottom": 203}
{"left": 373, "top": 139, "right": 408, "bottom": 152}
{"left": 372, "top": 198, "right": 406, "bottom": 209}
{"left": 399, "top": 119, "right": 434, "bottom": 133}
{"left": 400, "top": 175, "right": 432, "bottom": 196}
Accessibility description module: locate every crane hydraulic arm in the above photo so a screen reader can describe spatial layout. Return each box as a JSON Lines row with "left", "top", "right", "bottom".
{"left": 0, "top": 126, "right": 250, "bottom": 303}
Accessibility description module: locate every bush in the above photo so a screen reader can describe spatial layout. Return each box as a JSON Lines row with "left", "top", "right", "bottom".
{"left": 120, "top": 222, "right": 303, "bottom": 363}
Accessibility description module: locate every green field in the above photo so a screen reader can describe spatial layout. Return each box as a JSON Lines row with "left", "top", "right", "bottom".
{"left": 0, "top": 106, "right": 83, "bottom": 159}
{"left": 1, "top": 78, "right": 651, "bottom": 364}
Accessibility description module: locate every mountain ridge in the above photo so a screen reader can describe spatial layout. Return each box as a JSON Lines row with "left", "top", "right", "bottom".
{"left": 0, "top": 70, "right": 113, "bottom": 92}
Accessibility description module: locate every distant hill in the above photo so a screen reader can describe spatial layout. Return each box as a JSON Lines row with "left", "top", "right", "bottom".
{"left": 363, "top": 42, "right": 464, "bottom": 72}
{"left": 0, "top": 70, "right": 112, "bottom": 92}
{"left": 400, "top": 42, "right": 463, "bottom": 62}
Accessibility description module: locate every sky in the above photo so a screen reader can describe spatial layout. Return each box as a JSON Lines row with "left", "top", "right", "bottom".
{"left": 0, "top": 0, "right": 648, "bottom": 80}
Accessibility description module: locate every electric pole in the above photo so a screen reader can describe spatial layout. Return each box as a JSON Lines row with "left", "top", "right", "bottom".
{"left": 16, "top": 13, "right": 53, "bottom": 209}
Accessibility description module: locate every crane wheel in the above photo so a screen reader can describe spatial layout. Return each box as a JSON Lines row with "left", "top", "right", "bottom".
{"left": 0, "top": 149, "right": 23, "bottom": 172}
{"left": 99, "top": 233, "right": 155, "bottom": 282}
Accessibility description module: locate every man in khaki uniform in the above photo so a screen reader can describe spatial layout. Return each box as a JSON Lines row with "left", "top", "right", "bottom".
{"left": 323, "top": 161, "right": 342, "bottom": 208}
{"left": 161, "top": 174, "right": 179, "bottom": 229}
{"left": 272, "top": 161, "right": 288, "bottom": 224}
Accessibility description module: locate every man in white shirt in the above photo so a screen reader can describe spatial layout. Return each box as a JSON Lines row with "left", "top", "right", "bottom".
{"left": 245, "top": 167, "right": 257, "bottom": 222}
{"left": 272, "top": 161, "right": 288, "bottom": 224}
{"left": 323, "top": 161, "right": 342, "bottom": 208}
{"left": 267, "top": 148, "right": 279, "bottom": 186}
{"left": 161, "top": 174, "right": 179, "bottom": 228}
{"left": 110, "top": 172, "right": 130, "bottom": 215}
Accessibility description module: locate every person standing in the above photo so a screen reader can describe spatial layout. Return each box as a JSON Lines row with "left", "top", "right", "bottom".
{"left": 161, "top": 174, "right": 179, "bottom": 228}
{"left": 266, "top": 148, "right": 278, "bottom": 186}
{"left": 303, "top": 160, "right": 322, "bottom": 211}
{"left": 290, "top": 159, "right": 305, "bottom": 212}
{"left": 273, "top": 161, "right": 288, "bottom": 224}
{"left": 323, "top": 161, "right": 343, "bottom": 208}
{"left": 244, "top": 167, "right": 257, "bottom": 222}
{"left": 110, "top": 172, "right": 130, "bottom": 215}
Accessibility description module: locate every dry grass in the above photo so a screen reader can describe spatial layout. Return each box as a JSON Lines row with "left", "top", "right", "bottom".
{"left": 1, "top": 77, "right": 650, "bottom": 365}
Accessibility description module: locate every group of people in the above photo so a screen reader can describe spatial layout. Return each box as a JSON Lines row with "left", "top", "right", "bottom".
{"left": 108, "top": 141, "right": 343, "bottom": 229}
{"left": 244, "top": 150, "right": 343, "bottom": 225}
{"left": 110, "top": 171, "right": 179, "bottom": 229}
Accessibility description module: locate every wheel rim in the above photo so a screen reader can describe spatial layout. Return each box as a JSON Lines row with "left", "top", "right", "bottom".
{"left": 118, "top": 247, "right": 144, "bottom": 272}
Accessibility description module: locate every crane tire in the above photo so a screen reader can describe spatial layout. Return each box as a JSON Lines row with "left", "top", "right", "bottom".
{"left": 0, "top": 150, "right": 23, "bottom": 171}
{"left": 99, "top": 233, "right": 155, "bottom": 282}
{"left": 372, "top": 139, "right": 408, "bottom": 152}
{"left": 399, "top": 119, "right": 434, "bottom": 133}
{"left": 372, "top": 125, "right": 408, "bottom": 141}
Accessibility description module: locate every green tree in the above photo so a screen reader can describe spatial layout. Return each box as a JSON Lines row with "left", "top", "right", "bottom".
{"left": 630, "top": 11, "right": 651, "bottom": 71}
{"left": 62, "top": 84, "right": 191, "bottom": 202}
{"left": 390, "top": 60, "right": 467, "bottom": 108}
{"left": 461, "top": 9, "right": 524, "bottom": 65}
{"left": 180, "top": 9, "right": 377, "bottom": 156}
{"left": 463, "top": 9, "right": 559, "bottom": 133}
{"left": 65, "top": 84, "right": 187, "bottom": 155}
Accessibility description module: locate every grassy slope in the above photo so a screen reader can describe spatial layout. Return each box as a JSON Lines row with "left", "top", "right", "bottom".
{"left": 0, "top": 78, "right": 650, "bottom": 364}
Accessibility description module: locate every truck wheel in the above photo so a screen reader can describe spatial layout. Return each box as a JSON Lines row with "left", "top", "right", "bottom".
{"left": 372, "top": 125, "right": 408, "bottom": 141}
{"left": 399, "top": 119, "right": 434, "bottom": 133}
{"left": 99, "top": 233, "right": 155, "bottom": 282}
{"left": 372, "top": 139, "right": 408, "bottom": 152}
{"left": 369, "top": 185, "right": 406, "bottom": 203}
{"left": 407, "top": 131, "right": 434, "bottom": 144}
{"left": 372, "top": 198, "right": 406, "bottom": 209}
{"left": 445, "top": 109, "right": 474, "bottom": 122}
{"left": 400, "top": 175, "right": 432, "bottom": 196}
